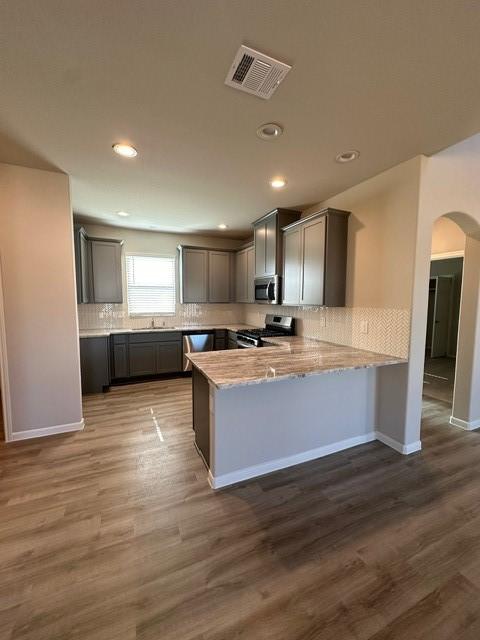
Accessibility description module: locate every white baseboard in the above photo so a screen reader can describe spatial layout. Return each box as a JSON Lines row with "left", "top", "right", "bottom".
{"left": 11, "top": 419, "right": 85, "bottom": 441}
{"left": 208, "top": 431, "right": 377, "bottom": 489}
{"left": 449, "top": 415, "right": 480, "bottom": 431}
{"left": 375, "top": 430, "right": 422, "bottom": 455}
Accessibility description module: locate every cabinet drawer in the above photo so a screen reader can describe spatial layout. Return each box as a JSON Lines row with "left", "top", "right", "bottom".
{"left": 129, "top": 331, "right": 181, "bottom": 343}
{"left": 112, "top": 333, "right": 128, "bottom": 344}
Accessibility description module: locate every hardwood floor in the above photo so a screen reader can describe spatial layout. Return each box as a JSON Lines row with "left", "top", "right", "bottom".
{"left": 2, "top": 380, "right": 480, "bottom": 639}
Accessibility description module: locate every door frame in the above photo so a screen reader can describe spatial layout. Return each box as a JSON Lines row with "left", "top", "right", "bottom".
{"left": 430, "top": 275, "right": 454, "bottom": 358}
{"left": 0, "top": 256, "right": 13, "bottom": 441}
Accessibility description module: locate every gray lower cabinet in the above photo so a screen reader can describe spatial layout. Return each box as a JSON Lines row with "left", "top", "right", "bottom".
{"left": 156, "top": 341, "right": 182, "bottom": 373}
{"left": 112, "top": 344, "right": 128, "bottom": 378}
{"left": 129, "top": 342, "right": 157, "bottom": 376}
{"left": 282, "top": 208, "right": 350, "bottom": 307}
{"left": 192, "top": 367, "right": 210, "bottom": 466}
{"left": 228, "top": 330, "right": 238, "bottom": 349}
{"left": 79, "top": 336, "right": 110, "bottom": 394}
{"left": 111, "top": 332, "right": 182, "bottom": 379}
{"left": 215, "top": 329, "right": 227, "bottom": 350}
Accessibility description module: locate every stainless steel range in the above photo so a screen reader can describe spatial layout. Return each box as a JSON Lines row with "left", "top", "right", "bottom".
{"left": 236, "top": 314, "right": 295, "bottom": 348}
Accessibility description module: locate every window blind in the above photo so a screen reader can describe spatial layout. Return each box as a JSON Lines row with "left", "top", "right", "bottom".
{"left": 126, "top": 254, "right": 176, "bottom": 315}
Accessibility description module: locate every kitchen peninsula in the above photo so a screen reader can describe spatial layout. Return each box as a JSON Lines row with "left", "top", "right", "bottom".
{"left": 188, "top": 337, "right": 406, "bottom": 489}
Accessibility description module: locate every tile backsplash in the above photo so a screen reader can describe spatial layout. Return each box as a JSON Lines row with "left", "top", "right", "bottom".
{"left": 77, "top": 302, "right": 245, "bottom": 330}
{"left": 243, "top": 305, "right": 410, "bottom": 358}
{"left": 78, "top": 303, "right": 410, "bottom": 358}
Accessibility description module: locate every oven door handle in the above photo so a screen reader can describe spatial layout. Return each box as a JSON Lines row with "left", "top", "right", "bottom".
{"left": 237, "top": 338, "right": 258, "bottom": 348}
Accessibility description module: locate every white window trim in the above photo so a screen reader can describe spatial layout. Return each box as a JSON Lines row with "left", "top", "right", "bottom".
{"left": 126, "top": 252, "right": 177, "bottom": 317}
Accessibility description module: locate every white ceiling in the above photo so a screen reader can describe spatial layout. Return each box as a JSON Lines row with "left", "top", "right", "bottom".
{"left": 1, "top": 1, "right": 480, "bottom": 238}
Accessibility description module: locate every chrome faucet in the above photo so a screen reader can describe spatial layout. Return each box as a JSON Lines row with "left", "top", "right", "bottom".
{"left": 150, "top": 317, "right": 155, "bottom": 329}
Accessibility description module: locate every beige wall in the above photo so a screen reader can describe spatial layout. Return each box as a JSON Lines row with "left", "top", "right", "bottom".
{"left": 404, "top": 134, "right": 480, "bottom": 444}
{"left": 0, "top": 163, "right": 82, "bottom": 438}
{"left": 431, "top": 216, "right": 465, "bottom": 255}
{"left": 304, "top": 156, "right": 422, "bottom": 310}
{"left": 246, "top": 157, "right": 423, "bottom": 358}
{"left": 77, "top": 222, "right": 244, "bottom": 330}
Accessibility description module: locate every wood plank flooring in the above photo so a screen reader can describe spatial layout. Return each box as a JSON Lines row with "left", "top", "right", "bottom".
{"left": 1, "top": 380, "right": 480, "bottom": 639}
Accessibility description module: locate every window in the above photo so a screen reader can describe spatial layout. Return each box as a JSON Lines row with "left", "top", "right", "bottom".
{"left": 126, "top": 254, "right": 176, "bottom": 315}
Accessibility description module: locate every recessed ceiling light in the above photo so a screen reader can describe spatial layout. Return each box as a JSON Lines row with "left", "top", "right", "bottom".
{"left": 218, "top": 223, "right": 228, "bottom": 230}
{"left": 117, "top": 210, "right": 129, "bottom": 217}
{"left": 256, "top": 123, "right": 284, "bottom": 141}
{"left": 335, "top": 150, "right": 360, "bottom": 163}
{"left": 112, "top": 143, "right": 138, "bottom": 158}
{"left": 270, "top": 177, "right": 287, "bottom": 189}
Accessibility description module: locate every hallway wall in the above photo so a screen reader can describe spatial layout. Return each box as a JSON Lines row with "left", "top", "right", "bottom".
{"left": 0, "top": 163, "right": 83, "bottom": 439}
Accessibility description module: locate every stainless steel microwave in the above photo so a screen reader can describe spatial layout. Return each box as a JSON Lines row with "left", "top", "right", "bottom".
{"left": 254, "top": 275, "right": 281, "bottom": 304}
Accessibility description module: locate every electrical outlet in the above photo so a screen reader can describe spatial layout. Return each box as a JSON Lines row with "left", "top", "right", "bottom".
{"left": 320, "top": 316, "right": 326, "bottom": 328}
{"left": 360, "top": 320, "right": 369, "bottom": 334}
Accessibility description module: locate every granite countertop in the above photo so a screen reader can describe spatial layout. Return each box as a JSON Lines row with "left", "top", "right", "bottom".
{"left": 78, "top": 324, "right": 255, "bottom": 338}
{"left": 187, "top": 336, "right": 406, "bottom": 389}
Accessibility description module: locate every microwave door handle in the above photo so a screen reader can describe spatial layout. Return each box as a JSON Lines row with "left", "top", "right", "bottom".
{"left": 267, "top": 281, "right": 275, "bottom": 300}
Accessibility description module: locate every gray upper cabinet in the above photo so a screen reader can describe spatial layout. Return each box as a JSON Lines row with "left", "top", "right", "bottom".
{"left": 235, "top": 248, "right": 247, "bottom": 302}
{"left": 178, "top": 245, "right": 233, "bottom": 303}
{"left": 301, "top": 216, "right": 326, "bottom": 305}
{"left": 282, "top": 208, "right": 350, "bottom": 307}
{"left": 208, "top": 251, "right": 231, "bottom": 302}
{"left": 246, "top": 245, "right": 255, "bottom": 302}
{"left": 74, "top": 225, "right": 91, "bottom": 303}
{"left": 253, "top": 209, "right": 301, "bottom": 277}
{"left": 180, "top": 248, "right": 208, "bottom": 303}
{"left": 254, "top": 224, "right": 266, "bottom": 277}
{"left": 74, "top": 225, "right": 123, "bottom": 304}
{"left": 282, "top": 227, "right": 302, "bottom": 305}
{"left": 90, "top": 240, "right": 123, "bottom": 303}
{"left": 235, "top": 244, "right": 254, "bottom": 303}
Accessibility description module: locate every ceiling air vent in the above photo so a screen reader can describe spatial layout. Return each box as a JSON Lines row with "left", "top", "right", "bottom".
{"left": 225, "top": 45, "right": 291, "bottom": 100}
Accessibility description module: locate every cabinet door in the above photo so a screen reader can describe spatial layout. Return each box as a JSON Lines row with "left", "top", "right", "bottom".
{"left": 301, "top": 217, "right": 326, "bottom": 305}
{"left": 129, "top": 343, "right": 157, "bottom": 376}
{"left": 209, "top": 251, "right": 231, "bottom": 302}
{"left": 112, "top": 343, "right": 128, "bottom": 378}
{"left": 265, "top": 215, "right": 277, "bottom": 276}
{"left": 79, "top": 337, "right": 110, "bottom": 393}
{"left": 235, "top": 250, "right": 247, "bottom": 302}
{"left": 254, "top": 223, "right": 266, "bottom": 277}
{"left": 283, "top": 229, "right": 302, "bottom": 305}
{"left": 193, "top": 367, "right": 210, "bottom": 466}
{"left": 90, "top": 240, "right": 123, "bottom": 303}
{"left": 182, "top": 249, "right": 208, "bottom": 303}
{"left": 246, "top": 246, "right": 255, "bottom": 303}
{"left": 156, "top": 341, "right": 182, "bottom": 373}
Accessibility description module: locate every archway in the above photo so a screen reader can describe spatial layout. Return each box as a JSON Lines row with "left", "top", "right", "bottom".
{"left": 421, "top": 212, "right": 480, "bottom": 434}
{"left": 423, "top": 216, "right": 465, "bottom": 406}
